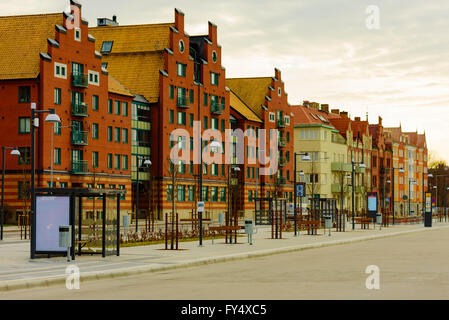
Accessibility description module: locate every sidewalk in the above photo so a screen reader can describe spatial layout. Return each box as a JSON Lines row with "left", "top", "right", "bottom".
{"left": 0, "top": 221, "right": 447, "bottom": 292}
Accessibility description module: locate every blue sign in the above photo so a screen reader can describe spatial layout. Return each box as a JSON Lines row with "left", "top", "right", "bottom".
{"left": 295, "top": 183, "right": 305, "bottom": 197}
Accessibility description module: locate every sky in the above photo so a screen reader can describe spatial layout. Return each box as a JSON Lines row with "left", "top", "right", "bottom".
{"left": 2, "top": 0, "right": 448, "bottom": 162}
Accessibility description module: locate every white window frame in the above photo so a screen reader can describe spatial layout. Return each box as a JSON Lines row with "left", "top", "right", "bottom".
{"left": 284, "top": 115, "right": 290, "bottom": 125}
{"left": 88, "top": 70, "right": 100, "bottom": 86}
{"left": 269, "top": 112, "right": 275, "bottom": 122}
{"left": 74, "top": 27, "right": 81, "bottom": 42}
{"left": 54, "top": 62, "right": 67, "bottom": 79}
{"left": 278, "top": 87, "right": 281, "bottom": 97}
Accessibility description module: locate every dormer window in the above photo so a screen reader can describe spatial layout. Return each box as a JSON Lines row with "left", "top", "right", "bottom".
{"left": 179, "top": 40, "right": 185, "bottom": 53}
{"left": 101, "top": 41, "right": 113, "bottom": 54}
{"left": 74, "top": 27, "right": 81, "bottom": 41}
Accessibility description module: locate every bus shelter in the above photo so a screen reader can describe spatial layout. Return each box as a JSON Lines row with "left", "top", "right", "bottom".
{"left": 33, "top": 188, "right": 125, "bottom": 259}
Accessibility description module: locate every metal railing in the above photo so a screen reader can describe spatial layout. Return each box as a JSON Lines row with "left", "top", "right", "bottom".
{"left": 71, "top": 102, "right": 88, "bottom": 117}
{"left": 71, "top": 73, "right": 88, "bottom": 87}
{"left": 71, "top": 160, "right": 88, "bottom": 174}
{"left": 71, "top": 130, "right": 88, "bottom": 145}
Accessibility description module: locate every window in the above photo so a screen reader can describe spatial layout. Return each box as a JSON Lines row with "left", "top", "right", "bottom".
{"left": 60, "top": 182, "right": 68, "bottom": 188}
{"left": 167, "top": 185, "right": 173, "bottom": 201}
{"left": 284, "top": 116, "right": 290, "bottom": 125}
{"left": 115, "top": 101, "right": 120, "bottom": 115}
{"left": 107, "top": 126, "right": 112, "bottom": 141}
{"left": 278, "top": 87, "right": 282, "bottom": 96}
{"left": 122, "top": 102, "right": 128, "bottom": 116}
{"left": 202, "top": 186, "right": 209, "bottom": 201}
{"left": 122, "top": 128, "right": 128, "bottom": 143}
{"left": 210, "top": 72, "right": 218, "bottom": 85}
{"left": 54, "top": 63, "right": 67, "bottom": 79}
{"left": 203, "top": 93, "right": 208, "bottom": 106}
{"left": 92, "top": 123, "right": 99, "bottom": 139}
{"left": 190, "top": 161, "right": 194, "bottom": 174}
{"left": 179, "top": 40, "right": 185, "bottom": 53}
{"left": 74, "top": 27, "right": 81, "bottom": 41}
{"left": 188, "top": 186, "right": 194, "bottom": 202}
{"left": 108, "top": 99, "right": 113, "bottom": 114}
{"left": 177, "top": 185, "right": 186, "bottom": 201}
{"left": 177, "top": 160, "right": 186, "bottom": 174}
{"left": 18, "top": 86, "right": 30, "bottom": 103}
{"left": 248, "top": 190, "right": 253, "bottom": 202}
{"left": 177, "top": 111, "right": 186, "bottom": 125}
{"left": 101, "top": 41, "right": 113, "bottom": 54}
{"left": 115, "top": 127, "right": 121, "bottom": 142}
{"left": 122, "top": 155, "right": 128, "bottom": 170}
{"left": 54, "top": 122, "right": 61, "bottom": 135}
{"left": 177, "top": 63, "right": 186, "bottom": 77}
{"left": 177, "top": 87, "right": 186, "bottom": 106}
{"left": 203, "top": 116, "right": 208, "bottom": 129}
{"left": 211, "top": 118, "right": 218, "bottom": 130}
{"left": 169, "top": 85, "right": 174, "bottom": 99}
{"left": 269, "top": 112, "right": 275, "bottom": 122}
{"left": 88, "top": 71, "right": 99, "bottom": 86}
{"left": 54, "top": 148, "right": 61, "bottom": 165}
{"left": 107, "top": 154, "right": 112, "bottom": 169}
{"left": 18, "top": 147, "right": 30, "bottom": 164}
{"left": 169, "top": 110, "right": 174, "bottom": 124}
{"left": 84, "top": 152, "right": 96, "bottom": 171}
{"left": 220, "top": 188, "right": 226, "bottom": 202}
{"left": 92, "top": 95, "right": 99, "bottom": 111}
{"left": 211, "top": 187, "right": 218, "bottom": 202}
{"left": 54, "top": 88, "right": 61, "bottom": 105}
{"left": 18, "top": 117, "right": 30, "bottom": 134}
{"left": 189, "top": 89, "right": 194, "bottom": 104}
{"left": 221, "top": 119, "right": 225, "bottom": 132}
{"left": 211, "top": 164, "right": 218, "bottom": 176}
{"left": 114, "top": 154, "right": 120, "bottom": 170}
{"left": 212, "top": 50, "right": 217, "bottom": 63}
{"left": 189, "top": 113, "right": 194, "bottom": 127}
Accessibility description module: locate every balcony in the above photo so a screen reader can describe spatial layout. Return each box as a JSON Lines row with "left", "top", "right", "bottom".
{"left": 177, "top": 96, "right": 189, "bottom": 108}
{"left": 355, "top": 186, "right": 365, "bottom": 193}
{"left": 355, "top": 166, "right": 366, "bottom": 174}
{"left": 71, "top": 102, "right": 88, "bottom": 117}
{"left": 211, "top": 102, "right": 224, "bottom": 115}
{"left": 277, "top": 119, "right": 286, "bottom": 128}
{"left": 71, "top": 73, "right": 88, "bottom": 88}
{"left": 71, "top": 160, "right": 88, "bottom": 174}
{"left": 278, "top": 137, "right": 286, "bottom": 148}
{"left": 331, "top": 162, "right": 352, "bottom": 172}
{"left": 279, "top": 157, "right": 287, "bottom": 167}
{"left": 71, "top": 130, "right": 88, "bottom": 145}
{"left": 277, "top": 177, "right": 286, "bottom": 185}
{"left": 331, "top": 184, "right": 341, "bottom": 193}
{"left": 230, "top": 178, "right": 239, "bottom": 186}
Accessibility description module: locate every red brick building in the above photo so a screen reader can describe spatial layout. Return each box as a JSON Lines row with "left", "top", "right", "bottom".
{"left": 90, "top": 9, "right": 230, "bottom": 219}
{"left": 0, "top": 1, "right": 133, "bottom": 221}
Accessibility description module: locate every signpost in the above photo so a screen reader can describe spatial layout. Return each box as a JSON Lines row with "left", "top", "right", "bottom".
{"left": 425, "top": 192, "right": 432, "bottom": 227}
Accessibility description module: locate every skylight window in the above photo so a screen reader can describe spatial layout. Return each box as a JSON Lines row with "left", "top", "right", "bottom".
{"left": 101, "top": 41, "right": 114, "bottom": 54}
{"left": 310, "top": 113, "right": 319, "bottom": 120}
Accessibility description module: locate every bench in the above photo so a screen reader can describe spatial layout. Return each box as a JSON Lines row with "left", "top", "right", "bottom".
{"left": 209, "top": 226, "right": 245, "bottom": 244}
{"left": 297, "top": 220, "right": 320, "bottom": 235}
{"left": 354, "top": 217, "right": 374, "bottom": 229}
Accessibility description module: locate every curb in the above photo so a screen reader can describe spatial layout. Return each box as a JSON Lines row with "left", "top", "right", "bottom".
{"left": 0, "top": 225, "right": 447, "bottom": 292}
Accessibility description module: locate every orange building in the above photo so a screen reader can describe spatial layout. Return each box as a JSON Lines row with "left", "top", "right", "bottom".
{"left": 0, "top": 1, "right": 133, "bottom": 221}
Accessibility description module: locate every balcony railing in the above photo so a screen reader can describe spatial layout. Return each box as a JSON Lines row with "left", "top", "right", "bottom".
{"left": 230, "top": 178, "right": 239, "bottom": 186}
{"left": 71, "top": 73, "right": 88, "bottom": 88}
{"left": 277, "top": 177, "right": 286, "bottom": 185}
{"left": 331, "top": 183, "right": 341, "bottom": 193}
{"left": 277, "top": 119, "right": 286, "bottom": 128}
{"left": 71, "top": 130, "right": 88, "bottom": 145}
{"left": 71, "top": 160, "right": 88, "bottom": 174}
{"left": 278, "top": 137, "right": 286, "bottom": 148}
{"left": 331, "top": 162, "right": 352, "bottom": 172}
{"left": 71, "top": 102, "right": 88, "bottom": 117}
{"left": 279, "top": 157, "right": 287, "bottom": 167}
{"left": 177, "top": 96, "right": 189, "bottom": 108}
{"left": 211, "top": 102, "right": 224, "bottom": 115}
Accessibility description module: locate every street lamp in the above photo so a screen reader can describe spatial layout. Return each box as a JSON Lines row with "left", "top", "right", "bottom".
{"left": 390, "top": 167, "right": 404, "bottom": 225}
{"left": 135, "top": 156, "right": 151, "bottom": 233}
{"left": 30, "top": 103, "right": 61, "bottom": 259}
{"left": 227, "top": 164, "right": 240, "bottom": 243}
{"left": 1, "top": 147, "right": 20, "bottom": 240}
{"left": 351, "top": 158, "right": 365, "bottom": 230}
{"left": 293, "top": 152, "right": 310, "bottom": 236}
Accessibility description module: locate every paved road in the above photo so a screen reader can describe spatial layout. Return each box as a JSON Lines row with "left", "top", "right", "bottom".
{"left": 2, "top": 227, "right": 449, "bottom": 300}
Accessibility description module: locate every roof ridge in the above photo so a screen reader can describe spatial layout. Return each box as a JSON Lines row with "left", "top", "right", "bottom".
{"left": 0, "top": 12, "right": 60, "bottom": 19}
{"left": 227, "top": 76, "right": 272, "bottom": 80}
{"left": 90, "top": 22, "right": 174, "bottom": 30}
{"left": 230, "top": 89, "right": 262, "bottom": 122}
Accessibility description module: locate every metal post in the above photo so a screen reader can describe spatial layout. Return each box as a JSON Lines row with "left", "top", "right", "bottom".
{"left": 293, "top": 153, "right": 297, "bottom": 237}
{"left": 392, "top": 168, "right": 395, "bottom": 225}
{"left": 1, "top": 147, "right": 5, "bottom": 240}
{"left": 136, "top": 157, "right": 140, "bottom": 233}
{"left": 408, "top": 179, "right": 411, "bottom": 217}
{"left": 352, "top": 161, "right": 355, "bottom": 230}
{"left": 50, "top": 124, "right": 54, "bottom": 187}
{"left": 30, "top": 108, "right": 36, "bottom": 259}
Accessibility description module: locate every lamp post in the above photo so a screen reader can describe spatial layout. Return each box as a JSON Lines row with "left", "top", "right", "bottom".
{"left": 293, "top": 152, "right": 310, "bottom": 236}
{"left": 1, "top": 147, "right": 20, "bottom": 240}
{"left": 135, "top": 156, "right": 151, "bottom": 233}
{"left": 350, "top": 158, "right": 366, "bottom": 230}
{"left": 30, "top": 103, "right": 61, "bottom": 259}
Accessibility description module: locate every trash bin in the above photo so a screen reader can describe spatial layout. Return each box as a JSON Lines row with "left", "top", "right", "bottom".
{"left": 376, "top": 213, "right": 382, "bottom": 225}
{"left": 218, "top": 213, "right": 225, "bottom": 225}
{"left": 123, "top": 215, "right": 130, "bottom": 228}
{"left": 324, "top": 216, "right": 332, "bottom": 229}
{"left": 59, "top": 225, "right": 72, "bottom": 262}
{"left": 245, "top": 220, "right": 255, "bottom": 245}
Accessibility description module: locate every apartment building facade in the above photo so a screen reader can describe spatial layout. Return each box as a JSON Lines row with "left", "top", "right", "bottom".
{"left": 0, "top": 1, "right": 133, "bottom": 221}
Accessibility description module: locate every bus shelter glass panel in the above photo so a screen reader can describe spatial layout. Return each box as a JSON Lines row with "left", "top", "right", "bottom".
{"left": 75, "top": 196, "right": 103, "bottom": 254}
{"left": 105, "top": 195, "right": 118, "bottom": 256}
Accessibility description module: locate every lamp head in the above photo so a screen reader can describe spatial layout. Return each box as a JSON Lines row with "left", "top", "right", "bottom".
{"left": 301, "top": 153, "right": 311, "bottom": 161}
{"left": 233, "top": 166, "right": 240, "bottom": 172}
{"left": 10, "top": 149, "right": 20, "bottom": 156}
{"left": 427, "top": 173, "right": 433, "bottom": 178}
{"left": 299, "top": 170, "right": 305, "bottom": 176}
{"left": 45, "top": 113, "right": 61, "bottom": 123}
{"left": 144, "top": 159, "right": 152, "bottom": 166}
{"left": 359, "top": 163, "right": 366, "bottom": 168}
{"left": 399, "top": 168, "right": 405, "bottom": 174}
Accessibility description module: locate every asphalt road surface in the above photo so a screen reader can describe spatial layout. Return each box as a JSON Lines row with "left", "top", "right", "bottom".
{"left": 2, "top": 227, "right": 449, "bottom": 300}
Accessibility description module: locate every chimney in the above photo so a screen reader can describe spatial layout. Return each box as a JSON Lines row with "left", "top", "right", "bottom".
{"left": 274, "top": 68, "right": 281, "bottom": 81}
{"left": 310, "top": 102, "right": 319, "bottom": 110}
{"left": 321, "top": 104, "right": 329, "bottom": 113}
{"left": 340, "top": 111, "right": 348, "bottom": 118}
{"left": 113, "top": 15, "right": 117, "bottom": 23}
{"left": 175, "top": 8, "right": 185, "bottom": 32}
{"left": 355, "top": 117, "right": 361, "bottom": 121}
{"left": 303, "top": 100, "right": 310, "bottom": 107}
{"left": 208, "top": 21, "right": 217, "bottom": 44}
{"left": 331, "top": 109, "right": 340, "bottom": 115}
